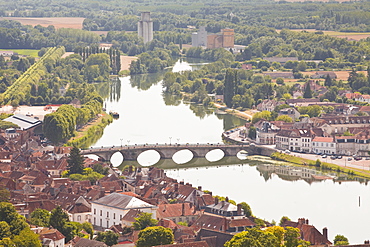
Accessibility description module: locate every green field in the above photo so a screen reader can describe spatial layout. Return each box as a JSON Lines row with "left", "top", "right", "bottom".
{"left": 10, "top": 49, "right": 40, "bottom": 57}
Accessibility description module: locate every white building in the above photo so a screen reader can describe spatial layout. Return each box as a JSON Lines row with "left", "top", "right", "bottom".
{"left": 91, "top": 193, "right": 157, "bottom": 229}
{"left": 192, "top": 26, "right": 207, "bottom": 47}
{"left": 312, "top": 137, "right": 336, "bottom": 154}
{"left": 138, "top": 12, "right": 153, "bottom": 44}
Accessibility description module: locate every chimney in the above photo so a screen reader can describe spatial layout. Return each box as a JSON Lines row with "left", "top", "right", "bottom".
{"left": 198, "top": 186, "right": 202, "bottom": 191}
{"left": 237, "top": 204, "right": 242, "bottom": 216}
{"left": 306, "top": 219, "right": 309, "bottom": 225}
{"left": 298, "top": 218, "right": 305, "bottom": 225}
{"left": 182, "top": 203, "right": 185, "bottom": 216}
{"left": 208, "top": 191, "right": 212, "bottom": 196}
{"left": 174, "top": 183, "right": 179, "bottom": 192}
{"left": 100, "top": 188, "right": 105, "bottom": 198}
{"left": 364, "top": 240, "right": 369, "bottom": 244}
{"left": 225, "top": 197, "right": 229, "bottom": 202}
{"left": 215, "top": 197, "right": 219, "bottom": 205}
{"left": 223, "top": 219, "right": 228, "bottom": 232}
{"left": 322, "top": 227, "right": 328, "bottom": 240}
{"left": 180, "top": 181, "right": 184, "bottom": 185}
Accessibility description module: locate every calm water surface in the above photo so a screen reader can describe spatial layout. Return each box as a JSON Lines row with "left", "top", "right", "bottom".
{"left": 93, "top": 59, "right": 370, "bottom": 244}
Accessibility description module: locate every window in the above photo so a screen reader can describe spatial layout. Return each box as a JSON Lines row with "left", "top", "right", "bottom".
{"left": 94, "top": 209, "right": 96, "bottom": 215}
{"left": 107, "top": 212, "right": 109, "bottom": 217}
{"left": 100, "top": 210, "right": 102, "bottom": 216}
{"left": 114, "top": 213, "right": 116, "bottom": 219}
{"left": 77, "top": 215, "right": 81, "bottom": 221}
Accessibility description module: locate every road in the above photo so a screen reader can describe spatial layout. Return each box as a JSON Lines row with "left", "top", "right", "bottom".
{"left": 224, "top": 126, "right": 370, "bottom": 171}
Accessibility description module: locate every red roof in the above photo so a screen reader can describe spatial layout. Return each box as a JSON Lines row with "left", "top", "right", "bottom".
{"left": 312, "top": 137, "right": 333, "bottom": 143}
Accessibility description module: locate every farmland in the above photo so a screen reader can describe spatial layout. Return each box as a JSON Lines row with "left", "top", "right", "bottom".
{"left": 0, "top": 17, "right": 85, "bottom": 29}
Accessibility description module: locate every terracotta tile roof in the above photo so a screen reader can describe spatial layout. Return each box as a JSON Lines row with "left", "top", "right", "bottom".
{"left": 157, "top": 203, "right": 199, "bottom": 219}
{"left": 122, "top": 209, "right": 141, "bottom": 223}
{"left": 39, "top": 229, "right": 65, "bottom": 241}
{"left": 119, "top": 191, "right": 140, "bottom": 198}
{"left": 229, "top": 218, "right": 255, "bottom": 228}
{"left": 158, "top": 218, "right": 178, "bottom": 229}
{"left": 312, "top": 137, "right": 334, "bottom": 143}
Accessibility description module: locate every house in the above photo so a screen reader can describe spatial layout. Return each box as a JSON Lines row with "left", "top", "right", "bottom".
{"left": 281, "top": 218, "right": 332, "bottom": 246}
{"left": 311, "top": 71, "right": 337, "bottom": 79}
{"left": 192, "top": 212, "right": 255, "bottom": 233}
{"left": 358, "top": 95, "right": 370, "bottom": 104}
{"left": 73, "top": 238, "right": 107, "bottom": 247}
{"left": 275, "top": 129, "right": 317, "bottom": 153}
{"left": 286, "top": 98, "right": 320, "bottom": 107}
{"left": 0, "top": 51, "right": 14, "bottom": 56}
{"left": 241, "top": 64, "right": 252, "bottom": 70}
{"left": 156, "top": 203, "right": 200, "bottom": 224}
{"left": 254, "top": 120, "right": 281, "bottom": 145}
{"left": 256, "top": 99, "right": 283, "bottom": 112}
{"left": 38, "top": 228, "right": 65, "bottom": 247}
{"left": 91, "top": 193, "right": 157, "bottom": 229}
{"left": 312, "top": 137, "right": 336, "bottom": 154}
{"left": 278, "top": 108, "right": 300, "bottom": 121}
{"left": 67, "top": 196, "right": 91, "bottom": 223}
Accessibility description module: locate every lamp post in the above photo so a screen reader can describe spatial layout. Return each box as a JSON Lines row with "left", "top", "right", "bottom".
{"left": 120, "top": 138, "right": 123, "bottom": 147}
{"left": 127, "top": 140, "right": 130, "bottom": 146}
{"left": 177, "top": 138, "right": 180, "bottom": 144}
{"left": 169, "top": 137, "right": 172, "bottom": 145}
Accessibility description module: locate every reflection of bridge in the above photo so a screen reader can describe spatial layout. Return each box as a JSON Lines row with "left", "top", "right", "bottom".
{"left": 81, "top": 143, "right": 275, "bottom": 165}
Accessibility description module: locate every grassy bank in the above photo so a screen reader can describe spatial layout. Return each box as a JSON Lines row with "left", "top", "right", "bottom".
{"left": 271, "top": 152, "right": 370, "bottom": 180}
{"left": 66, "top": 112, "right": 113, "bottom": 149}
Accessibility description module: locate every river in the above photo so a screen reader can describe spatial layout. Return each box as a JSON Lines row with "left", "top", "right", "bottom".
{"left": 93, "top": 58, "right": 370, "bottom": 244}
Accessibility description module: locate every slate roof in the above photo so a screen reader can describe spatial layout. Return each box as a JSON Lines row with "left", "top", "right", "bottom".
{"left": 92, "top": 193, "right": 156, "bottom": 210}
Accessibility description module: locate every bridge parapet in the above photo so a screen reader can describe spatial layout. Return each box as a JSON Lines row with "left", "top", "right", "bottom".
{"left": 80, "top": 143, "right": 274, "bottom": 164}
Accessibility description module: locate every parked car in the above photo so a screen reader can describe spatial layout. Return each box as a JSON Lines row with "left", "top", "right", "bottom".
{"left": 354, "top": 156, "right": 362, "bottom": 161}
{"left": 348, "top": 157, "right": 352, "bottom": 161}
{"left": 337, "top": 156, "right": 342, "bottom": 159}
{"left": 330, "top": 156, "right": 336, "bottom": 160}
{"left": 322, "top": 154, "right": 327, "bottom": 158}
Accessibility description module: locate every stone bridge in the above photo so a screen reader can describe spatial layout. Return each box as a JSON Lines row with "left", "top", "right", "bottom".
{"left": 80, "top": 143, "right": 275, "bottom": 164}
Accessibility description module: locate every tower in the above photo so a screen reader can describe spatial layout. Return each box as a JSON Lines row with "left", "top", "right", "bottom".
{"left": 138, "top": 12, "right": 153, "bottom": 44}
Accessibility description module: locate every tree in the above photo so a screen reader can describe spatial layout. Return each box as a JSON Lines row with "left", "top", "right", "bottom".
{"left": 303, "top": 83, "right": 312, "bottom": 99}
{"left": 252, "top": 111, "right": 272, "bottom": 124}
{"left": 225, "top": 227, "right": 279, "bottom": 247}
{"left": 279, "top": 216, "right": 291, "bottom": 226}
{"left": 224, "top": 69, "right": 237, "bottom": 108}
{"left": 0, "top": 186, "right": 10, "bottom": 202}
{"left": 30, "top": 208, "right": 50, "bottom": 227}
{"left": 334, "top": 234, "right": 349, "bottom": 246}
{"left": 248, "top": 126, "right": 257, "bottom": 140}
{"left": 0, "top": 221, "right": 11, "bottom": 240}
{"left": 82, "top": 222, "right": 94, "bottom": 239}
{"left": 136, "top": 226, "right": 174, "bottom": 247}
{"left": 133, "top": 213, "right": 158, "bottom": 231}
{"left": 96, "top": 231, "right": 119, "bottom": 246}
{"left": 49, "top": 206, "right": 69, "bottom": 233}
{"left": 0, "top": 202, "right": 28, "bottom": 236}
{"left": 324, "top": 74, "right": 332, "bottom": 87}
{"left": 67, "top": 147, "right": 84, "bottom": 175}
{"left": 276, "top": 115, "right": 293, "bottom": 123}
{"left": 12, "top": 228, "right": 42, "bottom": 247}
{"left": 285, "top": 227, "right": 310, "bottom": 247}
{"left": 239, "top": 202, "right": 252, "bottom": 217}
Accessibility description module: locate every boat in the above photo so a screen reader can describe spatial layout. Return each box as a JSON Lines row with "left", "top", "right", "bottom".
{"left": 109, "top": 111, "right": 119, "bottom": 118}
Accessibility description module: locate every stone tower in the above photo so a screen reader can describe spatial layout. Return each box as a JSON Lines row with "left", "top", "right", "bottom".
{"left": 138, "top": 12, "right": 153, "bottom": 44}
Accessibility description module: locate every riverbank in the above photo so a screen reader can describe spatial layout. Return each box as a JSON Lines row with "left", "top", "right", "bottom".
{"left": 212, "top": 103, "right": 254, "bottom": 121}
{"left": 271, "top": 152, "right": 370, "bottom": 180}
{"left": 66, "top": 112, "right": 113, "bottom": 149}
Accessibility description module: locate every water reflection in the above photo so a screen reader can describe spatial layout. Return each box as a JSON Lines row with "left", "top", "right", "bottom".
{"left": 130, "top": 72, "right": 164, "bottom": 91}
{"left": 188, "top": 104, "right": 214, "bottom": 119}
{"left": 162, "top": 92, "right": 182, "bottom": 106}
